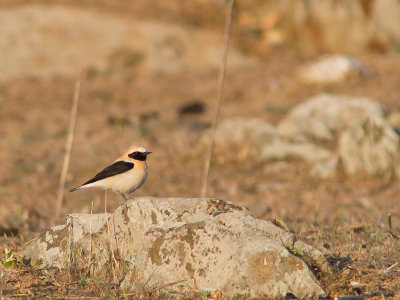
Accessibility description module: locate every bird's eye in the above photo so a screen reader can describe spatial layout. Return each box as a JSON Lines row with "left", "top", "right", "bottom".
{"left": 128, "top": 151, "right": 147, "bottom": 160}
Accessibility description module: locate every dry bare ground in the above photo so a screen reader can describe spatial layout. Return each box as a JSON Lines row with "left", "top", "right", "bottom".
{"left": 1, "top": 0, "right": 400, "bottom": 299}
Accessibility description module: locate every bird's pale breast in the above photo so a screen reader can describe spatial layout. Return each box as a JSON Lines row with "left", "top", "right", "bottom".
{"left": 105, "top": 164, "right": 147, "bottom": 194}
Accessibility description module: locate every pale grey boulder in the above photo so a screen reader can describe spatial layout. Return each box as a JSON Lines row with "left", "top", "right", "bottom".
{"left": 310, "top": 155, "right": 339, "bottom": 179}
{"left": 387, "top": 111, "right": 400, "bottom": 129}
{"left": 338, "top": 116, "right": 400, "bottom": 177}
{"left": 213, "top": 117, "right": 332, "bottom": 163}
{"left": 260, "top": 142, "right": 331, "bottom": 163}
{"left": 22, "top": 213, "right": 111, "bottom": 269}
{"left": 277, "top": 94, "right": 386, "bottom": 141}
{"left": 213, "top": 117, "right": 279, "bottom": 146}
{"left": 298, "top": 55, "right": 367, "bottom": 84}
{"left": 208, "top": 96, "right": 398, "bottom": 179}
{"left": 22, "top": 197, "right": 327, "bottom": 298}
{"left": 276, "top": 94, "right": 400, "bottom": 178}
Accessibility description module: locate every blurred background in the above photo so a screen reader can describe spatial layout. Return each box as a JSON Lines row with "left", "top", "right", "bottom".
{"left": 1, "top": 0, "right": 400, "bottom": 242}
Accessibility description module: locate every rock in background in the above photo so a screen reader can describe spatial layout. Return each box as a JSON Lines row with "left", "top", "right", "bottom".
{"left": 22, "top": 197, "right": 327, "bottom": 298}
{"left": 277, "top": 94, "right": 386, "bottom": 141}
{"left": 213, "top": 117, "right": 332, "bottom": 163}
{"left": 339, "top": 116, "right": 400, "bottom": 177}
{"left": 298, "top": 55, "right": 367, "bottom": 84}
{"left": 0, "top": 5, "right": 255, "bottom": 81}
{"left": 211, "top": 94, "right": 400, "bottom": 179}
{"left": 236, "top": 0, "right": 400, "bottom": 54}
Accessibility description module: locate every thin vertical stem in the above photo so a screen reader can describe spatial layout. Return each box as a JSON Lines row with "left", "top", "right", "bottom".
{"left": 55, "top": 74, "right": 83, "bottom": 221}
{"left": 201, "top": 0, "right": 235, "bottom": 197}
{"left": 88, "top": 200, "right": 93, "bottom": 271}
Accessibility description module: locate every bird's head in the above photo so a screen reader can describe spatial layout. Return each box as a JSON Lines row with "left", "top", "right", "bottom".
{"left": 126, "top": 145, "right": 152, "bottom": 161}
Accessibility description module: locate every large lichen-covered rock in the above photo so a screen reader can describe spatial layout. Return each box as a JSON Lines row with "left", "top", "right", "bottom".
{"left": 23, "top": 197, "right": 327, "bottom": 298}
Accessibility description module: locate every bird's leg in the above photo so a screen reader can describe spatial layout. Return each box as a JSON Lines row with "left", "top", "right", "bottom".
{"left": 120, "top": 193, "right": 128, "bottom": 201}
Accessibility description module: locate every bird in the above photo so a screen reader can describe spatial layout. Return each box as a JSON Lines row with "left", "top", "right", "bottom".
{"left": 70, "top": 145, "right": 151, "bottom": 201}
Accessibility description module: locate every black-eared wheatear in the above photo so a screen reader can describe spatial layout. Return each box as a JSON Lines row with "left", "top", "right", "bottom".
{"left": 70, "top": 145, "right": 151, "bottom": 200}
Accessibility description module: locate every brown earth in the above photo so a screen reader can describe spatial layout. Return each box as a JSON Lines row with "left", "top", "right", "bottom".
{"left": 1, "top": 1, "right": 400, "bottom": 299}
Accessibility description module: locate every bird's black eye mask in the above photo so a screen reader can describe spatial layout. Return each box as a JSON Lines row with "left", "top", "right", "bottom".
{"left": 128, "top": 151, "right": 151, "bottom": 161}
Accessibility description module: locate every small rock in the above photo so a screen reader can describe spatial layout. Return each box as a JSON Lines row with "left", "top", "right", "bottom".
{"left": 277, "top": 94, "right": 386, "bottom": 141}
{"left": 325, "top": 254, "right": 351, "bottom": 269}
{"left": 298, "top": 55, "right": 367, "bottom": 84}
{"left": 293, "top": 241, "right": 333, "bottom": 276}
{"left": 350, "top": 281, "right": 365, "bottom": 288}
{"left": 22, "top": 197, "right": 326, "bottom": 299}
{"left": 178, "top": 100, "right": 206, "bottom": 116}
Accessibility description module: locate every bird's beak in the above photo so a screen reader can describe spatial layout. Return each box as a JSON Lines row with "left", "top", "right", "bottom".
{"left": 145, "top": 151, "right": 152, "bottom": 155}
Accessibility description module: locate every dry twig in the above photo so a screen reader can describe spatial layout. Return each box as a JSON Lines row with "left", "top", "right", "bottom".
{"left": 104, "top": 190, "right": 120, "bottom": 283}
{"left": 88, "top": 200, "right": 93, "bottom": 271}
{"left": 55, "top": 74, "right": 84, "bottom": 220}
{"left": 388, "top": 212, "right": 400, "bottom": 239}
{"left": 68, "top": 216, "right": 74, "bottom": 280}
{"left": 200, "top": 0, "right": 234, "bottom": 197}
{"left": 334, "top": 290, "right": 386, "bottom": 300}
{"left": 383, "top": 262, "right": 398, "bottom": 276}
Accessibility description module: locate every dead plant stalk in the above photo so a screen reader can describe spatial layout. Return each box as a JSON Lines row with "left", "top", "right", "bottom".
{"left": 88, "top": 200, "right": 93, "bottom": 271}
{"left": 104, "top": 190, "right": 120, "bottom": 283}
{"left": 201, "top": 0, "right": 234, "bottom": 197}
{"left": 55, "top": 74, "right": 83, "bottom": 220}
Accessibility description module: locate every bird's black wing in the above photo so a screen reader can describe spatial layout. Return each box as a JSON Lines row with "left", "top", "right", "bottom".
{"left": 82, "top": 161, "right": 134, "bottom": 185}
